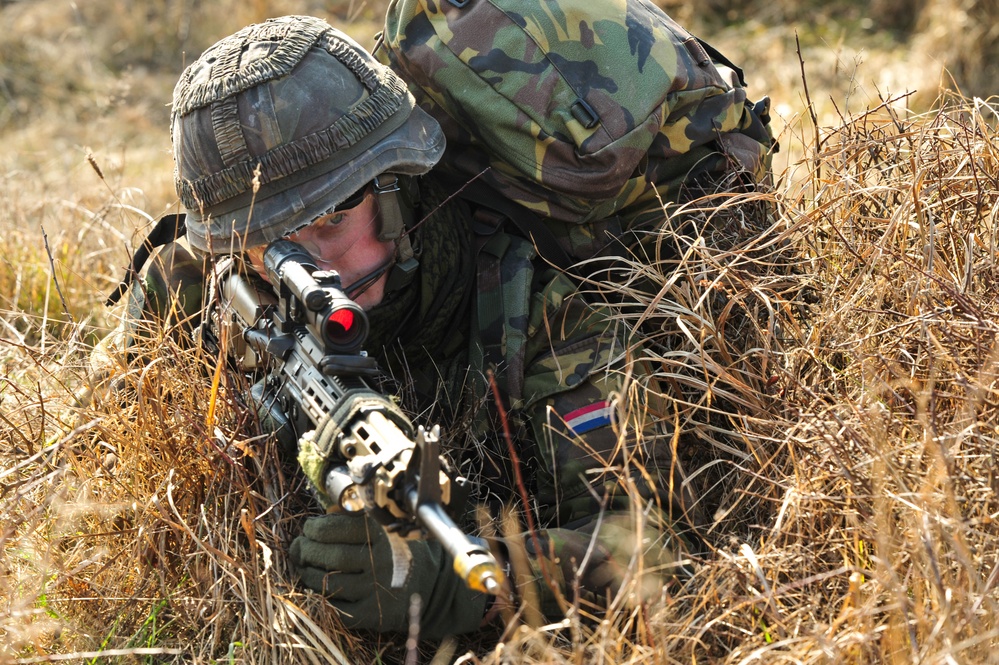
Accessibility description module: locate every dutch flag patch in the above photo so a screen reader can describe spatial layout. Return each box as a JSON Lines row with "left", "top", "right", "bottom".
{"left": 563, "top": 401, "right": 612, "bottom": 435}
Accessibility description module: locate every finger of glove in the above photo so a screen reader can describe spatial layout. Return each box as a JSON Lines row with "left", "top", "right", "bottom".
{"left": 328, "top": 593, "right": 409, "bottom": 633}
{"left": 288, "top": 533, "right": 304, "bottom": 568}
{"left": 419, "top": 585, "right": 489, "bottom": 640}
{"left": 290, "top": 537, "right": 374, "bottom": 573}
{"left": 297, "top": 566, "right": 408, "bottom": 630}
{"left": 302, "top": 512, "right": 375, "bottom": 545}
{"left": 295, "top": 565, "right": 358, "bottom": 600}
{"left": 296, "top": 566, "right": 383, "bottom": 604}
{"left": 418, "top": 544, "right": 489, "bottom": 639}
{"left": 296, "top": 567, "right": 409, "bottom": 605}
{"left": 337, "top": 574, "right": 406, "bottom": 606}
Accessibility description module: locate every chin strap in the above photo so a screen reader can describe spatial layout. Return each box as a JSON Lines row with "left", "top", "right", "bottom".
{"left": 373, "top": 174, "right": 419, "bottom": 296}
{"left": 343, "top": 255, "right": 395, "bottom": 301}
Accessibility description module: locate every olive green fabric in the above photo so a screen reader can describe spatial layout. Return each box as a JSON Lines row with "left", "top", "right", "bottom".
{"left": 141, "top": 240, "right": 208, "bottom": 330}
{"left": 97, "top": 171, "right": 698, "bottom": 629}
{"left": 88, "top": 238, "right": 207, "bottom": 387}
{"left": 380, "top": 0, "right": 773, "bottom": 225}
{"left": 289, "top": 512, "right": 489, "bottom": 638}
{"left": 465, "top": 227, "right": 698, "bottom": 618}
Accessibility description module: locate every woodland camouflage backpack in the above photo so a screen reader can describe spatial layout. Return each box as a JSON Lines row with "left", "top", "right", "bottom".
{"left": 378, "top": 0, "right": 776, "bottom": 266}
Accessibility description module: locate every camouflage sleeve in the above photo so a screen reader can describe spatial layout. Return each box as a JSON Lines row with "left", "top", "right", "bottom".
{"left": 88, "top": 240, "right": 206, "bottom": 392}
{"left": 139, "top": 239, "right": 207, "bottom": 332}
{"left": 502, "top": 268, "right": 700, "bottom": 620}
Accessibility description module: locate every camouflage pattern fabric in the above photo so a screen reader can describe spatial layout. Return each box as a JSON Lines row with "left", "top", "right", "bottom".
{"left": 380, "top": 0, "right": 774, "bottom": 225}
{"left": 466, "top": 228, "right": 699, "bottom": 617}
{"left": 89, "top": 239, "right": 207, "bottom": 386}
{"left": 94, "top": 172, "right": 698, "bottom": 626}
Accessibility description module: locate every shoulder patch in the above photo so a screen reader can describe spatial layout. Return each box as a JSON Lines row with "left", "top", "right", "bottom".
{"left": 563, "top": 400, "right": 612, "bottom": 434}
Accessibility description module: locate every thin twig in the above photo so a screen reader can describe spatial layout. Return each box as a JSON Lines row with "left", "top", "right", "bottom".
{"left": 40, "top": 224, "right": 75, "bottom": 324}
{"left": 487, "top": 370, "right": 561, "bottom": 599}
{"left": 796, "top": 32, "right": 821, "bottom": 182}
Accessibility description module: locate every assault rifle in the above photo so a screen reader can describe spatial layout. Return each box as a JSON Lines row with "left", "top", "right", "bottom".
{"left": 209, "top": 239, "right": 503, "bottom": 596}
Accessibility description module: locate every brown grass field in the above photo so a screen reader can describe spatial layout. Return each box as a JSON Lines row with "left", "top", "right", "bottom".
{"left": 4, "top": 0, "right": 999, "bottom": 662}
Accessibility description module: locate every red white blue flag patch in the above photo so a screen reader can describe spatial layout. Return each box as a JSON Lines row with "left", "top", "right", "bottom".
{"left": 563, "top": 401, "right": 612, "bottom": 434}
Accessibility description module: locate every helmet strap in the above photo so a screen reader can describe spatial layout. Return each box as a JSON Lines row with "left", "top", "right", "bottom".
{"left": 374, "top": 174, "right": 420, "bottom": 295}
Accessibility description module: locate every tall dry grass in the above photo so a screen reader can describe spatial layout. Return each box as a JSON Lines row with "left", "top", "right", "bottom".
{"left": 6, "top": 96, "right": 999, "bottom": 663}
{"left": 5, "top": 0, "right": 999, "bottom": 663}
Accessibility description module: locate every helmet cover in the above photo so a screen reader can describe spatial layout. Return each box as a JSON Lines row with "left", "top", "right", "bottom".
{"left": 171, "top": 15, "right": 445, "bottom": 253}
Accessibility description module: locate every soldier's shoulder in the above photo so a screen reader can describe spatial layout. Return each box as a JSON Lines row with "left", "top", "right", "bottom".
{"left": 143, "top": 237, "right": 208, "bottom": 324}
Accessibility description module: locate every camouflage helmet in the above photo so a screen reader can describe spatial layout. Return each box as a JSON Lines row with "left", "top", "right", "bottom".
{"left": 171, "top": 15, "right": 445, "bottom": 254}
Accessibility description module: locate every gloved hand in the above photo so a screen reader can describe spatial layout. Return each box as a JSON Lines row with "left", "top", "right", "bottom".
{"left": 288, "top": 513, "right": 489, "bottom": 639}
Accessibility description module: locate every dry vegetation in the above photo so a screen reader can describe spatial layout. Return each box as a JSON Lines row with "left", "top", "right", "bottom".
{"left": 4, "top": 0, "right": 999, "bottom": 663}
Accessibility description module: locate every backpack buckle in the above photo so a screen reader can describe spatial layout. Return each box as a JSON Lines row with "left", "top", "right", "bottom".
{"left": 570, "top": 98, "right": 600, "bottom": 129}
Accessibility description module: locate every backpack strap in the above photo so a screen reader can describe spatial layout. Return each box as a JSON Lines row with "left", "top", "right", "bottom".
{"left": 106, "top": 213, "right": 187, "bottom": 306}
{"left": 471, "top": 232, "right": 536, "bottom": 409}
{"left": 694, "top": 37, "right": 747, "bottom": 87}
{"left": 436, "top": 172, "right": 576, "bottom": 272}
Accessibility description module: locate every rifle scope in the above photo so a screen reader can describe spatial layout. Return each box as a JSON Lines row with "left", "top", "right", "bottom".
{"left": 263, "top": 240, "right": 368, "bottom": 354}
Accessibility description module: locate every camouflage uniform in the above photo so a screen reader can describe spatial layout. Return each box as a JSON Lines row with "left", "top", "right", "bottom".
{"left": 96, "top": 13, "right": 727, "bottom": 633}
{"left": 112, "top": 170, "right": 696, "bottom": 621}
{"left": 467, "top": 228, "right": 695, "bottom": 618}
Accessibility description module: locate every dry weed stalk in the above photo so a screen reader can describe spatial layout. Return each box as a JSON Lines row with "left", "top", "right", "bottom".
{"left": 1, "top": 313, "right": 373, "bottom": 663}
{"left": 713, "top": 95, "right": 999, "bottom": 663}
{"left": 6, "top": 94, "right": 999, "bottom": 664}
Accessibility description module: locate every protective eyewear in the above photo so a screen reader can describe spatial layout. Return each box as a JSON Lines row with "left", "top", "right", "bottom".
{"left": 243, "top": 183, "right": 372, "bottom": 271}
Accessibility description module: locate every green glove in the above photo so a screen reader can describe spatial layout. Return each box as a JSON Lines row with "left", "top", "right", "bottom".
{"left": 288, "top": 513, "right": 489, "bottom": 639}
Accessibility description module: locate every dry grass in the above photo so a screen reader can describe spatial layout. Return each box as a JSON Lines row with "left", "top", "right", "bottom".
{"left": 5, "top": 0, "right": 999, "bottom": 663}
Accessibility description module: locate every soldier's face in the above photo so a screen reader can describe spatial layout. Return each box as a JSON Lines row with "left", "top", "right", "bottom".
{"left": 245, "top": 188, "right": 394, "bottom": 310}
